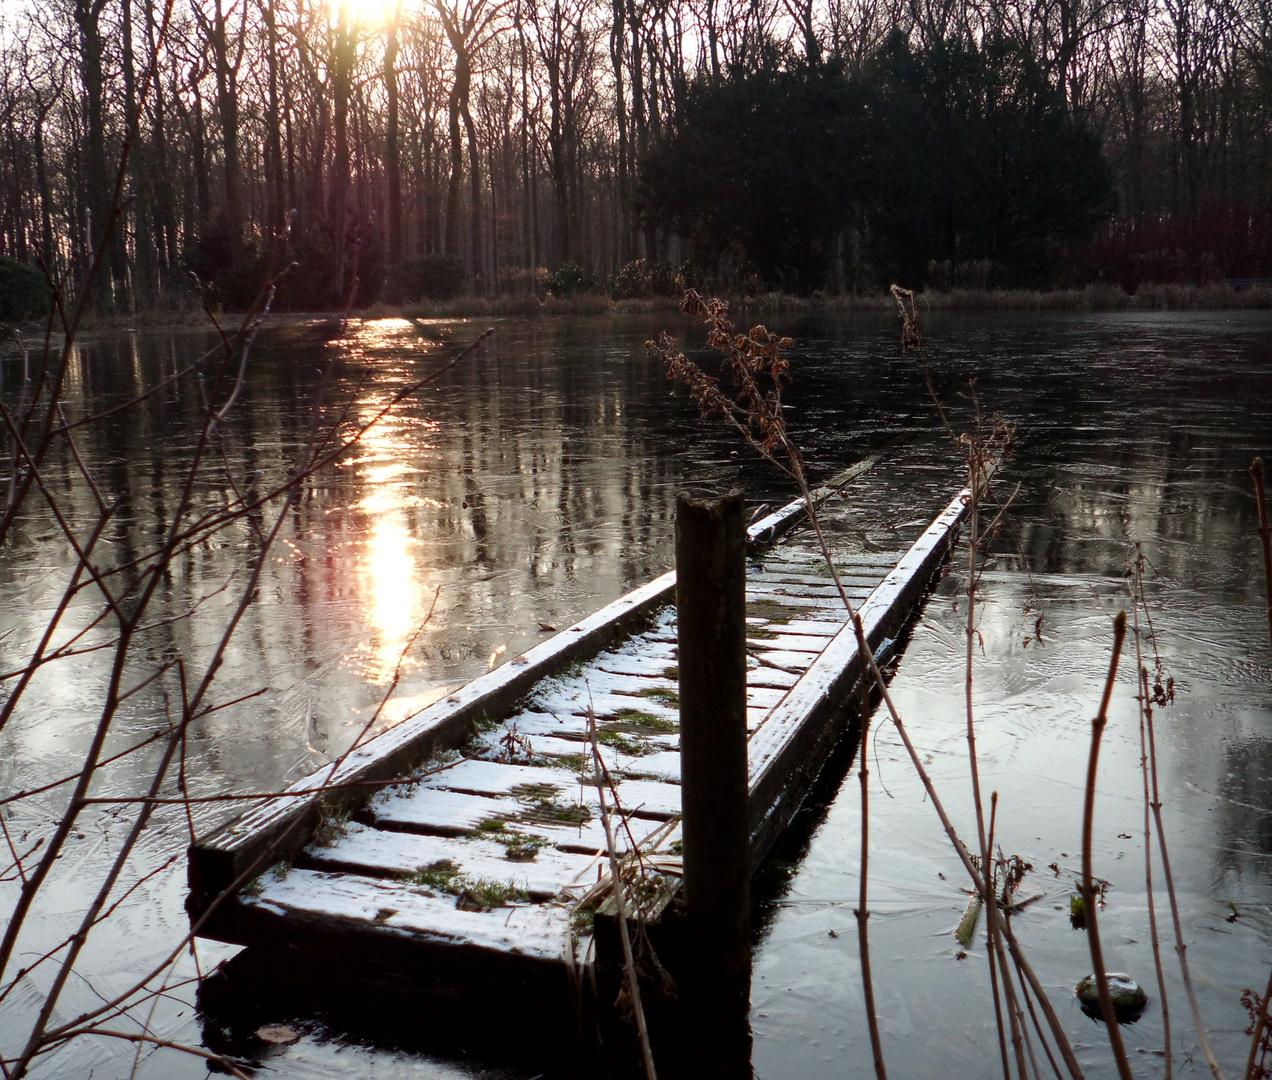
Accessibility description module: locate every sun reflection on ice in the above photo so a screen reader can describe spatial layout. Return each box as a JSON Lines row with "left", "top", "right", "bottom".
{"left": 362, "top": 500, "right": 418, "bottom": 683}
{"left": 350, "top": 398, "right": 441, "bottom": 685}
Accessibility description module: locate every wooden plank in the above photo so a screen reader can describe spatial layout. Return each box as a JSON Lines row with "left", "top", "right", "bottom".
{"left": 231, "top": 869, "right": 573, "bottom": 960}
{"left": 748, "top": 648, "right": 821, "bottom": 669}
{"left": 746, "top": 632, "right": 836, "bottom": 653}
{"left": 748, "top": 571, "right": 887, "bottom": 588}
{"left": 301, "top": 823, "right": 601, "bottom": 899}
{"left": 369, "top": 785, "right": 670, "bottom": 856}
{"left": 364, "top": 788, "right": 516, "bottom": 835}
{"left": 747, "top": 666, "right": 800, "bottom": 690}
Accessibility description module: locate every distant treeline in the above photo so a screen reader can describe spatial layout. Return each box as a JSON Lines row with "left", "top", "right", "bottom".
{"left": 1, "top": 0, "right": 1271, "bottom": 312}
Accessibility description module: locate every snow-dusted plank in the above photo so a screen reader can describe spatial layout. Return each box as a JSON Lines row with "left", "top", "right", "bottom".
{"left": 747, "top": 593, "right": 844, "bottom": 611}
{"left": 615, "top": 750, "right": 681, "bottom": 783}
{"left": 594, "top": 653, "right": 679, "bottom": 678}
{"left": 419, "top": 757, "right": 682, "bottom": 820}
{"left": 777, "top": 619, "right": 852, "bottom": 636}
{"left": 244, "top": 869, "right": 573, "bottom": 961}
{"left": 471, "top": 732, "right": 624, "bottom": 771}
{"left": 420, "top": 758, "right": 590, "bottom": 798}
{"left": 742, "top": 686, "right": 788, "bottom": 710}
{"left": 532, "top": 689, "right": 679, "bottom": 724}
{"left": 749, "top": 582, "right": 866, "bottom": 599}
{"left": 748, "top": 571, "right": 887, "bottom": 588}
{"left": 371, "top": 784, "right": 671, "bottom": 857}
{"left": 746, "top": 632, "right": 836, "bottom": 654}
{"left": 491, "top": 711, "right": 591, "bottom": 739}
{"left": 303, "top": 823, "right": 600, "bottom": 898}
{"left": 568, "top": 670, "right": 679, "bottom": 698}
{"left": 748, "top": 648, "right": 821, "bottom": 670}
{"left": 366, "top": 787, "right": 516, "bottom": 835}
{"left": 747, "top": 666, "right": 800, "bottom": 690}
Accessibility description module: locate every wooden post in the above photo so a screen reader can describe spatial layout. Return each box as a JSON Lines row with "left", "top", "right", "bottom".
{"left": 676, "top": 491, "right": 750, "bottom": 1018}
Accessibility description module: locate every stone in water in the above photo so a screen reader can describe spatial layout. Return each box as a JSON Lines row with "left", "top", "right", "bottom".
{"left": 1075, "top": 973, "right": 1147, "bottom": 1018}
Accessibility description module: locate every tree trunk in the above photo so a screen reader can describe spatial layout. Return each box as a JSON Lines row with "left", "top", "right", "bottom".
{"left": 330, "top": 5, "right": 355, "bottom": 304}
{"left": 75, "top": 0, "right": 114, "bottom": 306}
{"left": 385, "top": 3, "right": 403, "bottom": 266}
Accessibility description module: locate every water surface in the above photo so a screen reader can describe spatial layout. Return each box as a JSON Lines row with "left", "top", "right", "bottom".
{"left": 0, "top": 308, "right": 1269, "bottom": 1078}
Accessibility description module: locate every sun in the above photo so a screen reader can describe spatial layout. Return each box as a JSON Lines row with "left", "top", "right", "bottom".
{"left": 330, "top": 0, "right": 400, "bottom": 29}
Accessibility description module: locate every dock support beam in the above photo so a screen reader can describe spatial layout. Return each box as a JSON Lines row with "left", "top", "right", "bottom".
{"left": 676, "top": 491, "right": 751, "bottom": 1024}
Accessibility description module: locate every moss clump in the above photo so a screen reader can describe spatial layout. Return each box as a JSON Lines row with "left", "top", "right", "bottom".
{"left": 597, "top": 730, "right": 647, "bottom": 755}
{"left": 637, "top": 686, "right": 680, "bottom": 707}
{"left": 311, "top": 804, "right": 351, "bottom": 847}
{"left": 746, "top": 626, "right": 779, "bottom": 640}
{"left": 407, "top": 859, "right": 528, "bottom": 910}
{"left": 661, "top": 666, "right": 679, "bottom": 680}
{"left": 611, "top": 708, "right": 678, "bottom": 732}
{"left": 408, "top": 859, "right": 464, "bottom": 892}
{"left": 512, "top": 782, "right": 561, "bottom": 801}
{"left": 571, "top": 903, "right": 596, "bottom": 936}
{"left": 456, "top": 878, "right": 529, "bottom": 911}
{"left": 519, "top": 798, "right": 592, "bottom": 825}
{"left": 548, "top": 752, "right": 587, "bottom": 772}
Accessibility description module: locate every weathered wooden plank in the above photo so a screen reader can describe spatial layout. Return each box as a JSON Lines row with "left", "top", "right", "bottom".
{"left": 301, "top": 823, "right": 600, "bottom": 899}
{"left": 546, "top": 669, "right": 677, "bottom": 698}
{"left": 745, "top": 632, "right": 835, "bottom": 653}
{"left": 614, "top": 750, "right": 681, "bottom": 783}
{"left": 748, "top": 648, "right": 821, "bottom": 670}
{"left": 593, "top": 653, "right": 679, "bottom": 678}
{"left": 419, "top": 758, "right": 591, "bottom": 798}
{"left": 762, "top": 552, "right": 904, "bottom": 571}
{"left": 746, "top": 666, "right": 800, "bottom": 690}
{"left": 235, "top": 869, "right": 573, "bottom": 960}
{"left": 530, "top": 690, "right": 680, "bottom": 725}
{"left": 364, "top": 788, "right": 515, "bottom": 835}
{"left": 369, "top": 785, "right": 669, "bottom": 856}
{"left": 748, "top": 571, "right": 888, "bottom": 588}
{"left": 417, "top": 759, "right": 683, "bottom": 820}
{"left": 470, "top": 732, "right": 624, "bottom": 771}
{"left": 750, "top": 582, "right": 869, "bottom": 599}
{"left": 747, "top": 594, "right": 843, "bottom": 612}
{"left": 775, "top": 619, "right": 852, "bottom": 636}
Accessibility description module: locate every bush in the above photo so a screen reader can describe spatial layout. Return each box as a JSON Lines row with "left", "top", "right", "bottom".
{"left": 503, "top": 265, "right": 549, "bottom": 296}
{"left": 0, "top": 257, "right": 53, "bottom": 320}
{"left": 389, "top": 253, "right": 467, "bottom": 302}
{"left": 546, "top": 261, "right": 596, "bottom": 297}
{"left": 613, "top": 258, "right": 687, "bottom": 299}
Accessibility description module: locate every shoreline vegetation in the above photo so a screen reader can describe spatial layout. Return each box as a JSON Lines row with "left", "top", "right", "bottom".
{"left": 9, "top": 281, "right": 1270, "bottom": 335}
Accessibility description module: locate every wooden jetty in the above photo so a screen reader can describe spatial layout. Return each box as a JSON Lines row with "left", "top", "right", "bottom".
{"left": 188, "top": 463, "right": 972, "bottom": 1005}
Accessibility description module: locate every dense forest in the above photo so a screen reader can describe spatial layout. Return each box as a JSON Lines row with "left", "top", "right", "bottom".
{"left": 1, "top": 0, "right": 1271, "bottom": 310}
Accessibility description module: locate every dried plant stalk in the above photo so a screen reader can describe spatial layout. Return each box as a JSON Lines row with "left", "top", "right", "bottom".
{"left": 1080, "top": 612, "right": 1134, "bottom": 1080}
